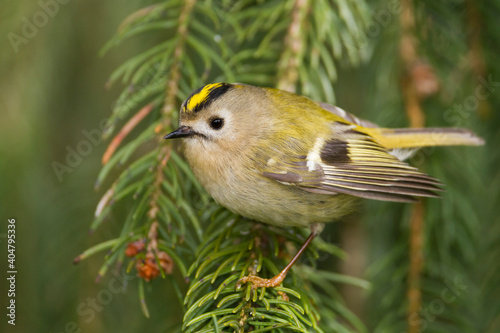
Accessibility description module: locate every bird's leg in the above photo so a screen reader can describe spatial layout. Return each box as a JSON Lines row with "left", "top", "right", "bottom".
{"left": 237, "top": 225, "right": 320, "bottom": 289}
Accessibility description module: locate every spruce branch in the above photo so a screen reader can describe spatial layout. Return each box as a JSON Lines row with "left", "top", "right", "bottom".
{"left": 79, "top": 0, "right": 215, "bottom": 296}
{"left": 183, "top": 215, "right": 367, "bottom": 333}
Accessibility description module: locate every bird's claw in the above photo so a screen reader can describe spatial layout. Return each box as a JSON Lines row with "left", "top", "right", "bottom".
{"left": 236, "top": 273, "right": 286, "bottom": 289}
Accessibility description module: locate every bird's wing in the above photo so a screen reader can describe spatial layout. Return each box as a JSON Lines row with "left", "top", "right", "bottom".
{"left": 318, "top": 102, "right": 379, "bottom": 128}
{"left": 261, "top": 122, "right": 442, "bottom": 203}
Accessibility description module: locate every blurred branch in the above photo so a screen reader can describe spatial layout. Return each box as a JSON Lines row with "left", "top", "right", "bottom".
{"left": 407, "top": 202, "right": 424, "bottom": 333}
{"left": 277, "top": 0, "right": 310, "bottom": 92}
{"left": 400, "top": 0, "right": 425, "bottom": 129}
{"left": 399, "top": 1, "right": 425, "bottom": 332}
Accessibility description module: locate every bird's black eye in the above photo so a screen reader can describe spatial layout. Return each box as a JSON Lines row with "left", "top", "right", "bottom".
{"left": 209, "top": 118, "right": 224, "bottom": 130}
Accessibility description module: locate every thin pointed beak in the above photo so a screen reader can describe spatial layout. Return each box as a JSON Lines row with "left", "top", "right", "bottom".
{"left": 163, "top": 126, "right": 196, "bottom": 139}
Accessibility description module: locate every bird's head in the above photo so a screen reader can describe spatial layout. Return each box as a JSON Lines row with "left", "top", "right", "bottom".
{"left": 164, "top": 83, "right": 270, "bottom": 155}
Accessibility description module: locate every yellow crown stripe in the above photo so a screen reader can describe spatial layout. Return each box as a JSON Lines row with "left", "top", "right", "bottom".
{"left": 187, "top": 83, "right": 225, "bottom": 111}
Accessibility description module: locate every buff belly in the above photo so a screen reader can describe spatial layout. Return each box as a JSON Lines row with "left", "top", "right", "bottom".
{"left": 203, "top": 172, "right": 354, "bottom": 228}
{"left": 184, "top": 139, "right": 354, "bottom": 227}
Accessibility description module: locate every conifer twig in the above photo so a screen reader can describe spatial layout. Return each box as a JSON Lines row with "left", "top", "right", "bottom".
{"left": 149, "top": 0, "right": 196, "bottom": 229}
{"left": 102, "top": 103, "right": 154, "bottom": 165}
{"left": 277, "top": 0, "right": 310, "bottom": 93}
{"left": 163, "top": 0, "right": 196, "bottom": 118}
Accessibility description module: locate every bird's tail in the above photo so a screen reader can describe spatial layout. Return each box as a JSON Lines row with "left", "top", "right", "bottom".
{"left": 369, "top": 127, "right": 485, "bottom": 149}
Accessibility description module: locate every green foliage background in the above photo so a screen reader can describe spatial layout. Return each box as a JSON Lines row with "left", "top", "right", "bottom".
{"left": 0, "top": 0, "right": 498, "bottom": 332}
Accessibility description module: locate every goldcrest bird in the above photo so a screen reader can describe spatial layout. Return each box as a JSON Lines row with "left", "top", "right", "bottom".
{"left": 164, "top": 82, "right": 484, "bottom": 287}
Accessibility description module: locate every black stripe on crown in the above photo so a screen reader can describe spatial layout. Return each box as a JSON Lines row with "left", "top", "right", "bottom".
{"left": 184, "top": 83, "right": 234, "bottom": 113}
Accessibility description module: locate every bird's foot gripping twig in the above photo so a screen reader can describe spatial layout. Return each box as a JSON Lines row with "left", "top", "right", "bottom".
{"left": 236, "top": 271, "right": 288, "bottom": 289}
{"left": 236, "top": 226, "right": 320, "bottom": 289}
